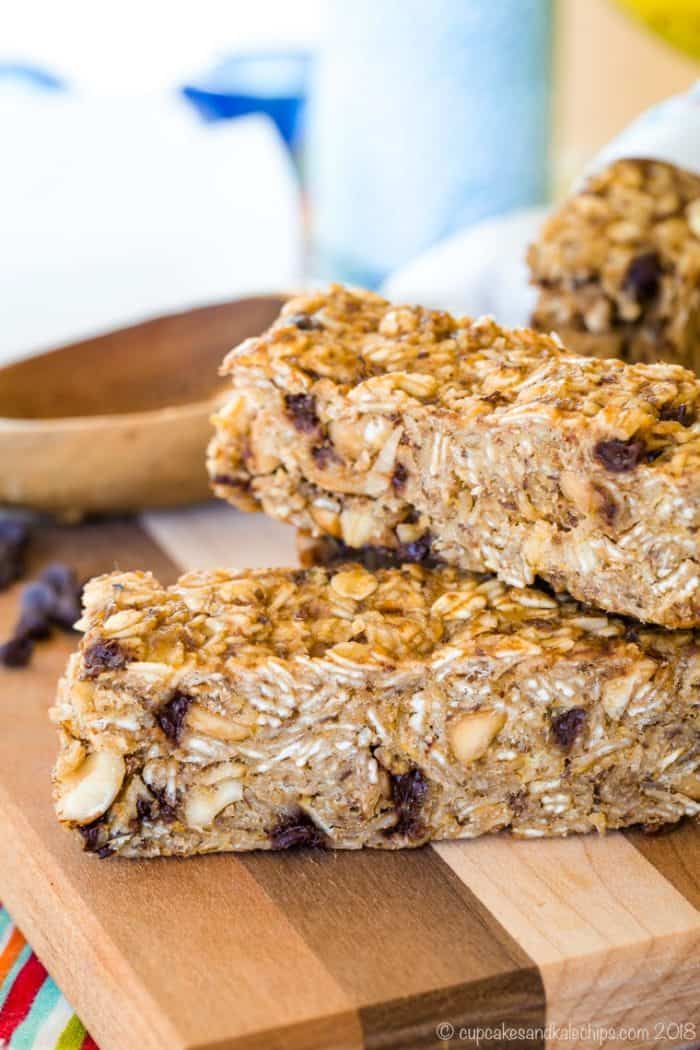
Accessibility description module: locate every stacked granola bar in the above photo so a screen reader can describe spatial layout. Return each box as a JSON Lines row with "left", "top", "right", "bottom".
{"left": 52, "top": 287, "right": 700, "bottom": 856}
{"left": 528, "top": 158, "right": 700, "bottom": 372}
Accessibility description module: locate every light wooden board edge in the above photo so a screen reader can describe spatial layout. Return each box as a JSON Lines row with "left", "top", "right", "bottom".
{"left": 145, "top": 504, "right": 700, "bottom": 1050}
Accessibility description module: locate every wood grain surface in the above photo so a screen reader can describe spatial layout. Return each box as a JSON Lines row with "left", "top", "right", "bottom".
{"left": 0, "top": 508, "right": 698, "bottom": 1050}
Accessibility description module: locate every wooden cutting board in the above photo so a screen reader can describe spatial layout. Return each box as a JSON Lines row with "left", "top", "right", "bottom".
{"left": 0, "top": 505, "right": 698, "bottom": 1050}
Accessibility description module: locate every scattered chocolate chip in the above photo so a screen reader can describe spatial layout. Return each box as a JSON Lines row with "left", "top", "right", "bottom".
{"left": 39, "top": 562, "right": 82, "bottom": 630}
{"left": 660, "top": 403, "right": 694, "bottom": 426}
{"left": 285, "top": 312, "right": 324, "bottom": 331}
{"left": 594, "top": 437, "right": 646, "bottom": 472}
{"left": 391, "top": 463, "right": 408, "bottom": 494}
{"left": 83, "top": 638, "right": 129, "bottom": 677}
{"left": 0, "top": 634, "right": 34, "bottom": 668}
{"left": 397, "top": 531, "right": 432, "bottom": 564}
{"left": 270, "top": 807, "right": 327, "bottom": 849}
{"left": 623, "top": 251, "right": 662, "bottom": 304}
{"left": 96, "top": 844, "right": 115, "bottom": 859}
{"left": 386, "top": 765, "right": 429, "bottom": 838}
{"left": 157, "top": 691, "right": 193, "bottom": 743}
{"left": 551, "top": 707, "right": 586, "bottom": 748}
{"left": 284, "top": 393, "right": 320, "bottom": 433}
{"left": 0, "top": 519, "right": 30, "bottom": 590}
{"left": 311, "top": 441, "right": 340, "bottom": 469}
{"left": 16, "top": 581, "right": 55, "bottom": 639}
{"left": 211, "top": 473, "right": 237, "bottom": 486}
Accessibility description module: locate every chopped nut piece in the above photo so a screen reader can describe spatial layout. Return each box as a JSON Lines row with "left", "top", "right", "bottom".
{"left": 55, "top": 750, "right": 125, "bottom": 826}
{"left": 340, "top": 507, "right": 376, "bottom": 548}
{"left": 185, "top": 779, "right": 244, "bottom": 830}
{"left": 448, "top": 710, "right": 507, "bottom": 766}
{"left": 187, "top": 704, "right": 251, "bottom": 742}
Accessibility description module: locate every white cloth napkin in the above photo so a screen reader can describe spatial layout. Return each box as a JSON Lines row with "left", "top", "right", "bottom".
{"left": 385, "top": 81, "right": 700, "bottom": 323}
{"left": 0, "top": 92, "right": 302, "bottom": 365}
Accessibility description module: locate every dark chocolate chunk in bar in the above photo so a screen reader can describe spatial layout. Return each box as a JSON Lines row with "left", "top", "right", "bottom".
{"left": 270, "top": 808, "right": 327, "bottom": 849}
{"left": 284, "top": 393, "right": 320, "bottom": 433}
{"left": 157, "top": 691, "right": 193, "bottom": 743}
{"left": 551, "top": 706, "right": 586, "bottom": 748}
{"left": 594, "top": 437, "right": 646, "bottom": 472}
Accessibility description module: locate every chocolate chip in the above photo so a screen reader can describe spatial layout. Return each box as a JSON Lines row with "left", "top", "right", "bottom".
{"left": 136, "top": 797, "right": 154, "bottom": 823}
{"left": 397, "top": 531, "right": 432, "bottom": 564}
{"left": 623, "top": 251, "right": 662, "bottom": 304}
{"left": 391, "top": 463, "right": 408, "bottom": 494}
{"left": 508, "top": 790, "right": 527, "bottom": 817}
{"left": 157, "top": 691, "right": 192, "bottom": 743}
{"left": 594, "top": 437, "right": 646, "bottom": 472}
{"left": 284, "top": 393, "right": 320, "bottom": 433}
{"left": 551, "top": 707, "right": 586, "bottom": 748}
{"left": 386, "top": 765, "right": 429, "bottom": 838}
{"left": 39, "top": 562, "right": 81, "bottom": 631}
{"left": 0, "top": 519, "right": 30, "bottom": 591}
{"left": 0, "top": 634, "right": 34, "bottom": 668}
{"left": 270, "top": 807, "right": 327, "bottom": 849}
{"left": 96, "top": 844, "right": 114, "bottom": 859}
{"left": 311, "top": 441, "right": 340, "bottom": 469}
{"left": 83, "top": 638, "right": 129, "bottom": 677}
{"left": 593, "top": 485, "right": 618, "bottom": 525}
{"left": 16, "top": 580, "right": 55, "bottom": 639}
{"left": 79, "top": 816, "right": 106, "bottom": 852}
{"left": 148, "top": 786, "right": 177, "bottom": 822}
{"left": 285, "top": 313, "right": 324, "bottom": 331}
{"left": 660, "top": 403, "right": 694, "bottom": 426}
{"left": 211, "top": 473, "right": 236, "bottom": 486}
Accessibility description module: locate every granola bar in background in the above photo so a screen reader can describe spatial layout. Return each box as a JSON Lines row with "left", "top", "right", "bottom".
{"left": 528, "top": 158, "right": 700, "bottom": 372}
{"left": 207, "top": 285, "right": 700, "bottom": 628}
{"left": 51, "top": 565, "right": 700, "bottom": 857}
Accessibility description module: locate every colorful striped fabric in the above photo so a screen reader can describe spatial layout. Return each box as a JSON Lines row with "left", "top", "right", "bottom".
{"left": 0, "top": 906, "right": 96, "bottom": 1050}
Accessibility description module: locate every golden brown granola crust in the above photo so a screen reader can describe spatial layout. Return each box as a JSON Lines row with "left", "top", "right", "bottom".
{"left": 51, "top": 566, "right": 700, "bottom": 857}
{"left": 528, "top": 159, "right": 700, "bottom": 371}
{"left": 207, "top": 284, "right": 700, "bottom": 628}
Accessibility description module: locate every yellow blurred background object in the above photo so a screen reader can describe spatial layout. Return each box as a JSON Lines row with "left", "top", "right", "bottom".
{"left": 553, "top": 0, "right": 699, "bottom": 193}
{"left": 614, "top": 0, "right": 700, "bottom": 60}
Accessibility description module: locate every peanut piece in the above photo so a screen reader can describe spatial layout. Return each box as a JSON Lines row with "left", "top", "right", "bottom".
{"left": 448, "top": 709, "right": 506, "bottom": 765}
{"left": 187, "top": 703, "right": 252, "bottom": 742}
{"left": 56, "top": 750, "right": 125, "bottom": 825}
{"left": 185, "top": 778, "right": 243, "bottom": 830}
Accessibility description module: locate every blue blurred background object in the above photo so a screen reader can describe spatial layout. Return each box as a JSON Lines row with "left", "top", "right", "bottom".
{"left": 308, "top": 0, "right": 553, "bottom": 288}
{"left": 0, "top": 62, "right": 65, "bottom": 91}
{"left": 182, "top": 52, "right": 308, "bottom": 151}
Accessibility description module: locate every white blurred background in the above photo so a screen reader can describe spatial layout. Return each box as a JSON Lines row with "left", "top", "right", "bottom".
{"left": 1, "top": 0, "right": 697, "bottom": 364}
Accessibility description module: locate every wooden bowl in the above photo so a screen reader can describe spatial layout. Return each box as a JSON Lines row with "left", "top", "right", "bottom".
{"left": 0, "top": 296, "right": 284, "bottom": 514}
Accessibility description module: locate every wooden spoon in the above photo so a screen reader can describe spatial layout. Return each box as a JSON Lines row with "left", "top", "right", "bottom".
{"left": 0, "top": 296, "right": 284, "bottom": 514}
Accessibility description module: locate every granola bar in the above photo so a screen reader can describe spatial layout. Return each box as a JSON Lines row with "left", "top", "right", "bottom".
{"left": 207, "top": 285, "right": 700, "bottom": 628}
{"left": 51, "top": 565, "right": 700, "bottom": 856}
{"left": 528, "top": 159, "right": 700, "bottom": 372}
